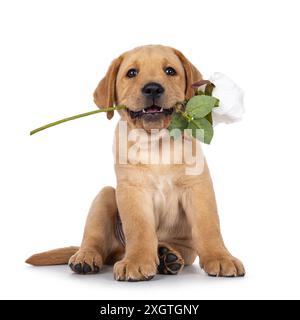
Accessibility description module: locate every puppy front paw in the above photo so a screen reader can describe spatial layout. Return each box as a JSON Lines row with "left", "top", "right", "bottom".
{"left": 201, "top": 255, "right": 245, "bottom": 277}
{"left": 69, "top": 248, "right": 103, "bottom": 274}
{"left": 113, "top": 258, "right": 157, "bottom": 281}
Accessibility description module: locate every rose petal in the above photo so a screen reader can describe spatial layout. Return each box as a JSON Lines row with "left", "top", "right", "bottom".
{"left": 209, "top": 72, "right": 245, "bottom": 125}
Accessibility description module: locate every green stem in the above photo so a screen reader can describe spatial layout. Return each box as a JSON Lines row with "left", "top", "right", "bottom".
{"left": 30, "top": 105, "right": 126, "bottom": 135}
{"left": 177, "top": 109, "right": 192, "bottom": 122}
{"left": 177, "top": 108, "right": 200, "bottom": 128}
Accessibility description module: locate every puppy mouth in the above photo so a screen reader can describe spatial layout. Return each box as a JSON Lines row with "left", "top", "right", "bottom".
{"left": 127, "top": 105, "right": 174, "bottom": 119}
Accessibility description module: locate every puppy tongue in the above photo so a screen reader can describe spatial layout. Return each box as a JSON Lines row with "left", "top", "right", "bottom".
{"left": 144, "top": 106, "right": 161, "bottom": 113}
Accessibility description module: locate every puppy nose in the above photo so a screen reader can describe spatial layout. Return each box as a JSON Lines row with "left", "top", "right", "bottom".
{"left": 142, "top": 82, "right": 165, "bottom": 99}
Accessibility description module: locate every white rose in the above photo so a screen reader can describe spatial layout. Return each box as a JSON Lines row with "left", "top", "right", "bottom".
{"left": 209, "top": 72, "right": 245, "bottom": 125}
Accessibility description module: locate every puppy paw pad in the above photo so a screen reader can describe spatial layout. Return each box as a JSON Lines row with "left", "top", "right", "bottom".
{"left": 157, "top": 245, "right": 184, "bottom": 275}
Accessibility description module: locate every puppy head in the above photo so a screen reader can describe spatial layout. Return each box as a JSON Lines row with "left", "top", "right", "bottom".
{"left": 94, "top": 45, "right": 202, "bottom": 130}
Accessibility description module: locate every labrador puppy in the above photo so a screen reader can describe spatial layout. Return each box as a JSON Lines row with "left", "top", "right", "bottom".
{"left": 26, "top": 45, "right": 245, "bottom": 281}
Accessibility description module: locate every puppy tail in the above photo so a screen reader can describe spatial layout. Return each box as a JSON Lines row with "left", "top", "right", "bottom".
{"left": 25, "top": 246, "right": 79, "bottom": 266}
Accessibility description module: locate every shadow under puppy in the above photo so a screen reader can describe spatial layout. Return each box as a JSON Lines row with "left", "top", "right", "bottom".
{"left": 26, "top": 45, "right": 245, "bottom": 281}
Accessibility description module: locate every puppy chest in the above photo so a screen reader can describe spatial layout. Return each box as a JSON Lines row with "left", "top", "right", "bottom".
{"left": 151, "top": 175, "right": 180, "bottom": 228}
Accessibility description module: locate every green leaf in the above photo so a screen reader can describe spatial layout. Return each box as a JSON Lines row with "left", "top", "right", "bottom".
{"left": 186, "top": 95, "right": 218, "bottom": 119}
{"left": 187, "top": 118, "right": 214, "bottom": 144}
{"left": 168, "top": 112, "right": 188, "bottom": 131}
{"left": 168, "top": 112, "right": 188, "bottom": 138}
{"left": 205, "top": 112, "right": 213, "bottom": 125}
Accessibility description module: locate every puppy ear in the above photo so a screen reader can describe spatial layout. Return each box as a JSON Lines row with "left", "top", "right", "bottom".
{"left": 173, "top": 49, "right": 202, "bottom": 100}
{"left": 93, "top": 56, "right": 122, "bottom": 119}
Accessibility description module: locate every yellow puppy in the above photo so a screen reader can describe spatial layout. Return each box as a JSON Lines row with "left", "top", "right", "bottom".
{"left": 26, "top": 45, "right": 245, "bottom": 281}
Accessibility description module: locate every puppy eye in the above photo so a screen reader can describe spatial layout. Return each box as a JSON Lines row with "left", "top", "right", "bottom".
{"left": 164, "top": 67, "right": 176, "bottom": 76}
{"left": 126, "top": 68, "right": 138, "bottom": 78}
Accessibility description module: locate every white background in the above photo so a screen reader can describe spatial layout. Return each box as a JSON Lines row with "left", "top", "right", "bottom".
{"left": 1, "top": 0, "right": 300, "bottom": 300}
